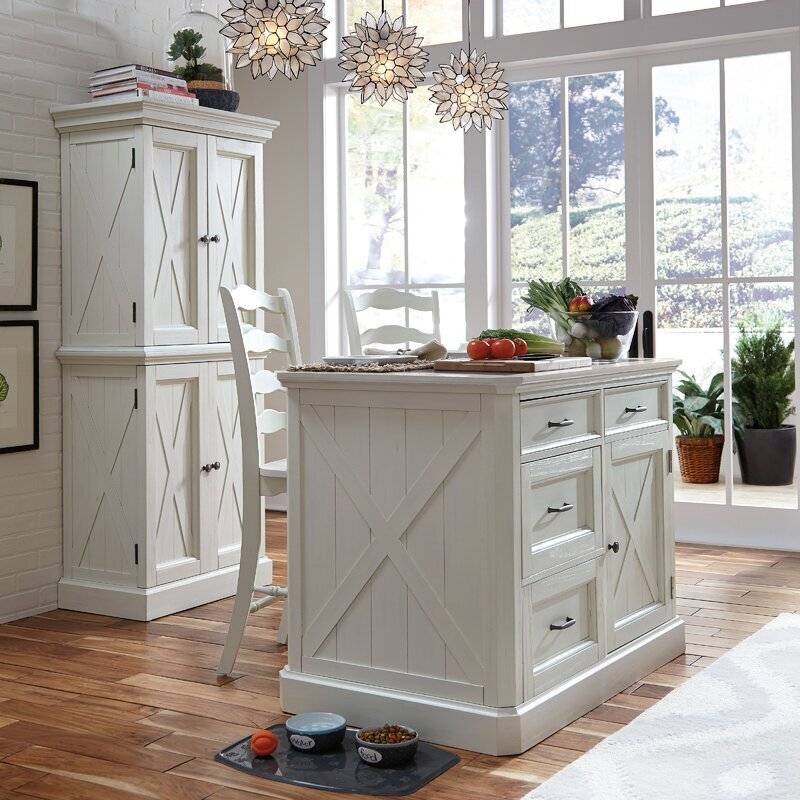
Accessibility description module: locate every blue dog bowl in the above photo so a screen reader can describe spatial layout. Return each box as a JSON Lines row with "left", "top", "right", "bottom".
{"left": 285, "top": 712, "right": 346, "bottom": 753}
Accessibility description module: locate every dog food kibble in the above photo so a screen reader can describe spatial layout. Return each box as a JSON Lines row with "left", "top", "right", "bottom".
{"left": 359, "top": 725, "right": 415, "bottom": 744}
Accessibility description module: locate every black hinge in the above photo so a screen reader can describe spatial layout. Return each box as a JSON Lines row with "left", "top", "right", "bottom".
{"left": 670, "top": 575, "right": 675, "bottom": 599}
{"left": 134, "top": 543, "right": 139, "bottom": 565}
{"left": 132, "top": 302, "right": 137, "bottom": 324}
{"left": 133, "top": 388, "right": 138, "bottom": 409}
{"left": 667, "top": 451, "right": 673, "bottom": 474}
{"left": 131, "top": 147, "right": 136, "bottom": 169}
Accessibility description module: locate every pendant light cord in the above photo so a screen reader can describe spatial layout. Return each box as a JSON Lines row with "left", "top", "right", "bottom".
{"left": 466, "top": 0, "right": 471, "bottom": 53}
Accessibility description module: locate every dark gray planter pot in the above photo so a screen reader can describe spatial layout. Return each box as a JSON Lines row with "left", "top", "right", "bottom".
{"left": 736, "top": 425, "right": 796, "bottom": 486}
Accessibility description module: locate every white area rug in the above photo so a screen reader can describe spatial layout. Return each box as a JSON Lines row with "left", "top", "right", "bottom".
{"left": 526, "top": 613, "right": 800, "bottom": 800}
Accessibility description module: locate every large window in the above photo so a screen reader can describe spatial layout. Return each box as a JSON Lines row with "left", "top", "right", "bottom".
{"left": 344, "top": 91, "right": 466, "bottom": 348}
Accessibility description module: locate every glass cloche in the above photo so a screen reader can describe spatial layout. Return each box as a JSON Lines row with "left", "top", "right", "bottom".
{"left": 164, "top": 0, "right": 233, "bottom": 92}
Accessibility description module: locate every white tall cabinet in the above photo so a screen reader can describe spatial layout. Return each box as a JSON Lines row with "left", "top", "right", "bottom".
{"left": 52, "top": 99, "right": 278, "bottom": 620}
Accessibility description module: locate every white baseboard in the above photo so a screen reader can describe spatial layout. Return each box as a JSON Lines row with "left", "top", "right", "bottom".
{"left": 58, "top": 557, "right": 272, "bottom": 621}
{"left": 280, "top": 617, "right": 685, "bottom": 756}
{"left": 675, "top": 503, "right": 800, "bottom": 552}
{"left": 1, "top": 603, "right": 58, "bottom": 625}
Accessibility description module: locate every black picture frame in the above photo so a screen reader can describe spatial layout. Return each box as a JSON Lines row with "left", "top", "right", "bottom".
{"left": 0, "top": 320, "right": 39, "bottom": 454}
{"left": 0, "top": 178, "right": 38, "bottom": 311}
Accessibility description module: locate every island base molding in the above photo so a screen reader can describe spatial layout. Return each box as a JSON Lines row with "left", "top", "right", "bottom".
{"left": 280, "top": 617, "right": 685, "bottom": 756}
{"left": 58, "top": 557, "right": 271, "bottom": 621}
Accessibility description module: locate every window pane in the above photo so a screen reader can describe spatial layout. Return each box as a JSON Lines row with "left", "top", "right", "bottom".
{"left": 503, "top": 0, "right": 559, "bottom": 35}
{"left": 410, "top": 288, "right": 465, "bottom": 349}
{"left": 564, "top": 0, "right": 624, "bottom": 27}
{"left": 568, "top": 72, "right": 625, "bottom": 284}
{"left": 509, "top": 78, "right": 563, "bottom": 286}
{"left": 407, "top": 90, "right": 465, "bottom": 284}
{"left": 658, "top": 283, "right": 725, "bottom": 505}
{"left": 653, "top": 61, "right": 722, "bottom": 280}
{"left": 346, "top": 0, "right": 401, "bottom": 31}
{"left": 345, "top": 96, "right": 405, "bottom": 286}
{"left": 730, "top": 283, "right": 796, "bottom": 509}
{"left": 407, "top": 0, "right": 462, "bottom": 44}
{"left": 652, "top": 0, "right": 719, "bottom": 14}
{"left": 346, "top": 0, "right": 460, "bottom": 44}
{"left": 725, "top": 52, "right": 793, "bottom": 278}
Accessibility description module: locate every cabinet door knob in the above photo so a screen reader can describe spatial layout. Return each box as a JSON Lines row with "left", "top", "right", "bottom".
{"left": 547, "top": 502, "right": 574, "bottom": 514}
{"left": 608, "top": 541, "right": 620, "bottom": 554}
{"left": 625, "top": 405, "right": 647, "bottom": 413}
{"left": 550, "top": 617, "right": 576, "bottom": 631}
{"left": 199, "top": 234, "right": 209, "bottom": 244}
{"left": 209, "top": 234, "right": 220, "bottom": 243}
{"left": 201, "top": 462, "right": 221, "bottom": 473}
{"left": 548, "top": 418, "right": 575, "bottom": 428}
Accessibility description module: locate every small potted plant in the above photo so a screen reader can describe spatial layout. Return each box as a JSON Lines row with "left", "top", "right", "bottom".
{"left": 167, "top": 27, "right": 239, "bottom": 111}
{"left": 732, "top": 319, "right": 796, "bottom": 485}
{"left": 673, "top": 371, "right": 733, "bottom": 484}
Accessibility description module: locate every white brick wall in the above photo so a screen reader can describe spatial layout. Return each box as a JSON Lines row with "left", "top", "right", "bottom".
{"left": 0, "top": 0, "right": 223, "bottom": 623}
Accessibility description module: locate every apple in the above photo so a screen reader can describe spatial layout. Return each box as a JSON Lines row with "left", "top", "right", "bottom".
{"left": 568, "top": 295, "right": 592, "bottom": 313}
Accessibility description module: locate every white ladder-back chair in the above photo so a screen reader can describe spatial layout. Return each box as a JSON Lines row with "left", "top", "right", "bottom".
{"left": 343, "top": 287, "right": 441, "bottom": 355}
{"left": 218, "top": 284, "right": 301, "bottom": 676}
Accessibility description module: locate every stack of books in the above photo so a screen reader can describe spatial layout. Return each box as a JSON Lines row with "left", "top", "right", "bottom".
{"left": 89, "top": 64, "right": 198, "bottom": 106}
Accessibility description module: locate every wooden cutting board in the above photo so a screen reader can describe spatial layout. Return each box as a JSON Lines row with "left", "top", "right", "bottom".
{"left": 434, "top": 356, "right": 592, "bottom": 373}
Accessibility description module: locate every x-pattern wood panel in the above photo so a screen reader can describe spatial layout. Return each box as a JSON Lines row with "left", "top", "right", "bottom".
{"left": 70, "top": 379, "right": 136, "bottom": 570}
{"left": 300, "top": 405, "right": 485, "bottom": 684}
{"left": 611, "top": 452, "right": 659, "bottom": 604}
{"left": 155, "top": 382, "right": 195, "bottom": 563}
{"left": 214, "top": 157, "right": 247, "bottom": 293}
{"left": 214, "top": 378, "right": 243, "bottom": 549}
{"left": 152, "top": 150, "right": 191, "bottom": 327}
{"left": 0, "top": 521, "right": 795, "bottom": 800}
{"left": 70, "top": 145, "right": 135, "bottom": 336}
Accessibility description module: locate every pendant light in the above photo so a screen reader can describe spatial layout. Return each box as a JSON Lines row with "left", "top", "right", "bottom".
{"left": 339, "top": 1, "right": 429, "bottom": 106}
{"left": 220, "top": 0, "right": 329, "bottom": 80}
{"left": 429, "top": 0, "right": 509, "bottom": 131}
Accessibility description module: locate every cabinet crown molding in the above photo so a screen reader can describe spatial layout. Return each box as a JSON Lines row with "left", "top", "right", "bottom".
{"left": 50, "top": 97, "right": 279, "bottom": 142}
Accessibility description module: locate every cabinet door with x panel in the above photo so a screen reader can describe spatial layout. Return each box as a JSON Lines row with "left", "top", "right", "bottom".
{"left": 605, "top": 429, "right": 673, "bottom": 651}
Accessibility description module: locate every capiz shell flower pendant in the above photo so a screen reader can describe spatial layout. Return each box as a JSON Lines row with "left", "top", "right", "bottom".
{"left": 220, "top": 0, "right": 329, "bottom": 80}
{"left": 430, "top": 48, "right": 509, "bottom": 131}
{"left": 339, "top": 10, "right": 429, "bottom": 106}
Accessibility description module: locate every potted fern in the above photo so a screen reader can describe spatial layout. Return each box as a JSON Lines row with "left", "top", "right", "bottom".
{"left": 732, "top": 319, "right": 796, "bottom": 485}
{"left": 673, "top": 371, "right": 729, "bottom": 484}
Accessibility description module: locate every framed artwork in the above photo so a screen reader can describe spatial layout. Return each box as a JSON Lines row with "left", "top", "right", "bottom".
{"left": 0, "top": 321, "right": 39, "bottom": 454}
{"left": 0, "top": 178, "right": 38, "bottom": 311}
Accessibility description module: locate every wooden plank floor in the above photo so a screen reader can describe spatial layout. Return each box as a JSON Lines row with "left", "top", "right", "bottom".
{"left": 0, "top": 512, "right": 798, "bottom": 799}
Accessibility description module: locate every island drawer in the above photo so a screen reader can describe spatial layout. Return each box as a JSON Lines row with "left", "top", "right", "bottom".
{"left": 604, "top": 381, "right": 667, "bottom": 435}
{"left": 521, "top": 448, "right": 603, "bottom": 580}
{"left": 522, "top": 558, "right": 601, "bottom": 698}
{"left": 520, "top": 391, "right": 600, "bottom": 455}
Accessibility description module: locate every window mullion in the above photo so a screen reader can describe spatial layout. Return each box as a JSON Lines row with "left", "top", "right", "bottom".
{"left": 719, "top": 57, "right": 734, "bottom": 507}
{"left": 561, "top": 76, "right": 570, "bottom": 279}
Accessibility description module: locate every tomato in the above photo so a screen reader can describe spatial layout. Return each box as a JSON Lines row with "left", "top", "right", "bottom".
{"left": 482, "top": 337, "right": 498, "bottom": 347}
{"left": 513, "top": 338, "right": 528, "bottom": 357}
{"left": 466, "top": 339, "right": 491, "bottom": 360}
{"left": 491, "top": 338, "right": 516, "bottom": 360}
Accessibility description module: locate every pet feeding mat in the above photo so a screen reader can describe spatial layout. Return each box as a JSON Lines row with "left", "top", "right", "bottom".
{"left": 215, "top": 724, "right": 460, "bottom": 797}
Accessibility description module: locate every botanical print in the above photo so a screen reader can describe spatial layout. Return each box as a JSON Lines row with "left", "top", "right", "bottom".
{"left": 0, "top": 204, "right": 16, "bottom": 288}
{"left": 0, "top": 347, "right": 17, "bottom": 431}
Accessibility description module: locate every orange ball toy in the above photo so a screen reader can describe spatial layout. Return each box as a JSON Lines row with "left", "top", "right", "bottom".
{"left": 250, "top": 729, "right": 279, "bottom": 757}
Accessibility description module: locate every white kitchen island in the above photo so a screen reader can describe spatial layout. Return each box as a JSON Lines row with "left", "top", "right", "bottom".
{"left": 278, "top": 358, "right": 685, "bottom": 755}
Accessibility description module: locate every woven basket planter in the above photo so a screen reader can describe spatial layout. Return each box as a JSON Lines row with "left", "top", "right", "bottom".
{"left": 675, "top": 435, "right": 724, "bottom": 484}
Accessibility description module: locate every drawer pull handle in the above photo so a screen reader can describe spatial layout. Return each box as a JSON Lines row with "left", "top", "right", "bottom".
{"left": 550, "top": 617, "right": 576, "bottom": 631}
{"left": 547, "top": 502, "right": 574, "bottom": 514}
{"left": 201, "top": 462, "right": 221, "bottom": 473}
{"left": 548, "top": 418, "right": 575, "bottom": 428}
{"left": 625, "top": 405, "right": 648, "bottom": 413}
{"left": 608, "top": 541, "right": 620, "bottom": 554}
